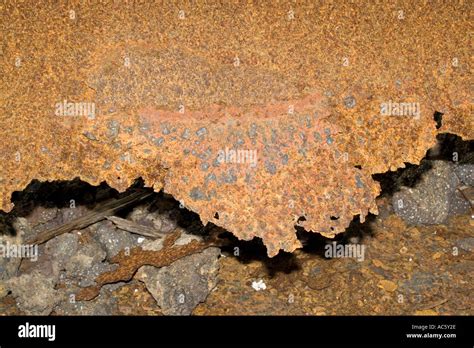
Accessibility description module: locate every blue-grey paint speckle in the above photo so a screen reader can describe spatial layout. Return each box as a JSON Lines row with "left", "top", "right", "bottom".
{"left": 161, "top": 125, "right": 171, "bottom": 135}
{"left": 200, "top": 162, "right": 210, "bottom": 171}
{"left": 271, "top": 129, "right": 277, "bottom": 143}
{"left": 220, "top": 169, "right": 237, "bottom": 184}
{"left": 139, "top": 122, "right": 150, "bottom": 133}
{"left": 245, "top": 173, "right": 253, "bottom": 184}
{"left": 355, "top": 174, "right": 364, "bottom": 188}
{"left": 205, "top": 173, "right": 217, "bottom": 183}
{"left": 265, "top": 161, "right": 277, "bottom": 175}
{"left": 151, "top": 136, "right": 164, "bottom": 146}
{"left": 107, "top": 120, "right": 120, "bottom": 138}
{"left": 325, "top": 128, "right": 333, "bottom": 144}
{"left": 181, "top": 128, "right": 190, "bottom": 139}
{"left": 314, "top": 131, "right": 322, "bottom": 142}
{"left": 248, "top": 123, "right": 257, "bottom": 139}
{"left": 344, "top": 95, "right": 356, "bottom": 109}
{"left": 212, "top": 158, "right": 221, "bottom": 167}
{"left": 197, "top": 148, "right": 212, "bottom": 160}
{"left": 196, "top": 127, "right": 208, "bottom": 137}
{"left": 189, "top": 187, "right": 207, "bottom": 201}
{"left": 83, "top": 132, "right": 97, "bottom": 141}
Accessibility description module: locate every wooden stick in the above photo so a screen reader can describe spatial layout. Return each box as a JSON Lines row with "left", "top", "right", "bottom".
{"left": 105, "top": 216, "right": 165, "bottom": 239}
{"left": 28, "top": 190, "right": 154, "bottom": 245}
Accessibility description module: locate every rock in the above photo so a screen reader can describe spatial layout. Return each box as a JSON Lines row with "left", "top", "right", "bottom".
{"left": 60, "top": 206, "right": 89, "bottom": 224}
{"left": 20, "top": 251, "right": 60, "bottom": 281}
{"left": 54, "top": 283, "right": 121, "bottom": 315}
{"left": 377, "top": 279, "right": 398, "bottom": 292}
{"left": 128, "top": 203, "right": 179, "bottom": 234}
{"left": 6, "top": 270, "right": 64, "bottom": 315}
{"left": 141, "top": 238, "right": 165, "bottom": 252}
{"left": 12, "top": 217, "right": 34, "bottom": 242}
{"left": 454, "top": 164, "right": 474, "bottom": 186}
{"left": 128, "top": 205, "right": 163, "bottom": 231}
{"left": 27, "top": 207, "right": 58, "bottom": 227}
{"left": 0, "top": 234, "right": 23, "bottom": 281}
{"left": 455, "top": 237, "right": 474, "bottom": 252}
{"left": 45, "top": 233, "right": 79, "bottom": 268}
{"left": 174, "top": 231, "right": 202, "bottom": 246}
{"left": 393, "top": 161, "right": 470, "bottom": 225}
{"left": 91, "top": 220, "right": 141, "bottom": 259}
{"left": 400, "top": 271, "right": 451, "bottom": 293}
{"left": 64, "top": 238, "right": 115, "bottom": 287}
{"left": 136, "top": 247, "right": 220, "bottom": 315}
{"left": 448, "top": 189, "right": 471, "bottom": 215}
{"left": 159, "top": 214, "right": 178, "bottom": 234}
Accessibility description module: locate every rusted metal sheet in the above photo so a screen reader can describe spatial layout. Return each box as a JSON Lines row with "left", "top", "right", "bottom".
{"left": 0, "top": 1, "right": 471, "bottom": 256}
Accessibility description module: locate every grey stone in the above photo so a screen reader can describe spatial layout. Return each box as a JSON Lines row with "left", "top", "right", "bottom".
{"left": 60, "top": 206, "right": 89, "bottom": 224}
{"left": 449, "top": 189, "right": 471, "bottom": 215}
{"left": 6, "top": 270, "right": 64, "bottom": 315}
{"left": 0, "top": 234, "right": 23, "bottom": 281}
{"left": 392, "top": 161, "right": 461, "bottom": 225}
{"left": 400, "top": 271, "right": 451, "bottom": 293}
{"left": 136, "top": 247, "right": 220, "bottom": 315}
{"left": 159, "top": 214, "right": 178, "bottom": 234}
{"left": 455, "top": 237, "right": 474, "bottom": 252}
{"left": 13, "top": 217, "right": 35, "bottom": 242}
{"left": 28, "top": 207, "right": 58, "bottom": 226}
{"left": 45, "top": 233, "right": 79, "bottom": 268}
{"left": 91, "top": 220, "right": 140, "bottom": 259}
{"left": 55, "top": 282, "right": 124, "bottom": 315}
{"left": 64, "top": 238, "right": 114, "bottom": 287}
{"left": 454, "top": 164, "right": 474, "bottom": 186}
{"left": 127, "top": 205, "right": 164, "bottom": 231}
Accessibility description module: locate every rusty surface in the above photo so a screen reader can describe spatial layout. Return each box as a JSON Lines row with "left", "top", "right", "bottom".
{"left": 0, "top": 1, "right": 472, "bottom": 256}
{"left": 76, "top": 230, "right": 216, "bottom": 301}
